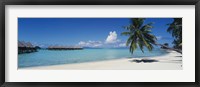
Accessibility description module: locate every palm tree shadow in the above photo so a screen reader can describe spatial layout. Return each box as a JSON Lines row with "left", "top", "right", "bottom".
{"left": 175, "top": 56, "right": 182, "bottom": 57}
{"left": 131, "top": 59, "right": 159, "bottom": 63}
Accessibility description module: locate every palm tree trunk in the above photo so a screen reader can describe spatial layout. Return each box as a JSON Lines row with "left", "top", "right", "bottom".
{"left": 154, "top": 43, "right": 182, "bottom": 54}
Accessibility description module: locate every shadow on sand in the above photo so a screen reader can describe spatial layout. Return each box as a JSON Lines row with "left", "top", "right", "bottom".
{"left": 131, "top": 59, "right": 159, "bottom": 63}
{"left": 175, "top": 56, "right": 182, "bottom": 57}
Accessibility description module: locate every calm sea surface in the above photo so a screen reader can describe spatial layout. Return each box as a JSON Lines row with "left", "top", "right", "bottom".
{"left": 18, "top": 48, "right": 168, "bottom": 68}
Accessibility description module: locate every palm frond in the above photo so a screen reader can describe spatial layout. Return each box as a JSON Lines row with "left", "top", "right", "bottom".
{"left": 123, "top": 18, "right": 156, "bottom": 54}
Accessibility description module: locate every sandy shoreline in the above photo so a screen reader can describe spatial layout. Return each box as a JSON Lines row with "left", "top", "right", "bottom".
{"left": 20, "top": 50, "right": 182, "bottom": 70}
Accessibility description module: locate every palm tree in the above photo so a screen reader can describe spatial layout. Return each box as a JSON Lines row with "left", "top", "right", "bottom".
{"left": 167, "top": 18, "right": 182, "bottom": 50}
{"left": 121, "top": 18, "right": 157, "bottom": 54}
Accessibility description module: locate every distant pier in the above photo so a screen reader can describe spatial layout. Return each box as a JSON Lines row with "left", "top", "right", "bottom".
{"left": 48, "top": 46, "right": 83, "bottom": 50}
{"left": 18, "top": 41, "right": 84, "bottom": 54}
{"left": 18, "top": 41, "right": 37, "bottom": 54}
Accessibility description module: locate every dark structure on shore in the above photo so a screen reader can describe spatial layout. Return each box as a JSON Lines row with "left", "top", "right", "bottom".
{"left": 48, "top": 46, "right": 83, "bottom": 50}
{"left": 18, "top": 41, "right": 37, "bottom": 54}
{"left": 160, "top": 43, "right": 169, "bottom": 49}
{"left": 156, "top": 43, "right": 182, "bottom": 54}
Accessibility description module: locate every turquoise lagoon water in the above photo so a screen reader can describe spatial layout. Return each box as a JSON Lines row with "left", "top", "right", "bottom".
{"left": 18, "top": 48, "right": 168, "bottom": 68}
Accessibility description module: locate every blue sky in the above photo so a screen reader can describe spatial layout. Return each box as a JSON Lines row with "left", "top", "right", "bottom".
{"left": 18, "top": 18, "right": 174, "bottom": 48}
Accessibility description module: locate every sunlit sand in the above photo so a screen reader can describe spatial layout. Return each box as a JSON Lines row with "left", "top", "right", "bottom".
{"left": 20, "top": 50, "right": 182, "bottom": 70}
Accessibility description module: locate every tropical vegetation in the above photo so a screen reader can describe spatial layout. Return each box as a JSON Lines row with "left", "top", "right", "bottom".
{"left": 122, "top": 18, "right": 182, "bottom": 54}
{"left": 167, "top": 18, "right": 182, "bottom": 50}
{"left": 121, "top": 18, "right": 157, "bottom": 54}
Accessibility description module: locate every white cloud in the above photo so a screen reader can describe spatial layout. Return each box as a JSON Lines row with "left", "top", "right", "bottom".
{"left": 78, "top": 40, "right": 102, "bottom": 47}
{"left": 113, "top": 43, "right": 127, "bottom": 48}
{"left": 78, "top": 31, "right": 124, "bottom": 48}
{"left": 119, "top": 43, "right": 126, "bottom": 47}
{"left": 156, "top": 36, "right": 162, "bottom": 40}
{"left": 105, "top": 31, "right": 120, "bottom": 44}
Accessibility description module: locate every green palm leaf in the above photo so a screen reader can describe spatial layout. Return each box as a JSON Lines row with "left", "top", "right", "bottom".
{"left": 121, "top": 18, "right": 157, "bottom": 54}
{"left": 167, "top": 18, "right": 182, "bottom": 49}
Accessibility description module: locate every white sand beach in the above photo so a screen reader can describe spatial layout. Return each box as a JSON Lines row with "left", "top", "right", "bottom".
{"left": 21, "top": 50, "right": 182, "bottom": 70}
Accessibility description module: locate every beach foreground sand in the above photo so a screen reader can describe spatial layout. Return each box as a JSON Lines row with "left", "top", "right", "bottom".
{"left": 21, "top": 51, "right": 182, "bottom": 70}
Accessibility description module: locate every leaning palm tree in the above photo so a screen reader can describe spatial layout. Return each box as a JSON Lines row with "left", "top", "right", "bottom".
{"left": 167, "top": 18, "right": 182, "bottom": 50}
{"left": 121, "top": 18, "right": 157, "bottom": 54}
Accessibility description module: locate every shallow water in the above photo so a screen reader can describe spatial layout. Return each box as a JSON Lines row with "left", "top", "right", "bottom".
{"left": 18, "top": 48, "right": 168, "bottom": 68}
